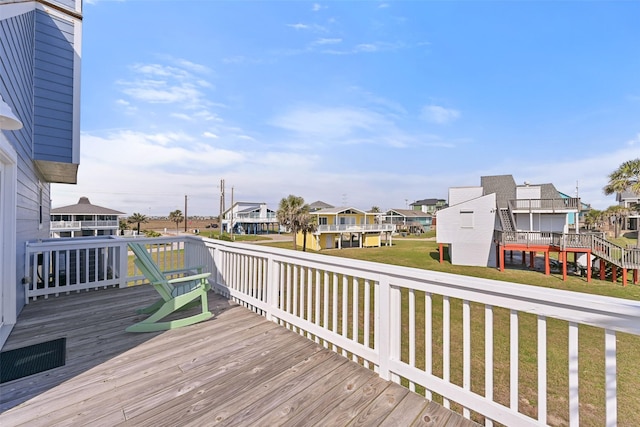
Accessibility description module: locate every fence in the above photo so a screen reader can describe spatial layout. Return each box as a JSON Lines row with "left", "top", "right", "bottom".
{"left": 23, "top": 235, "right": 640, "bottom": 425}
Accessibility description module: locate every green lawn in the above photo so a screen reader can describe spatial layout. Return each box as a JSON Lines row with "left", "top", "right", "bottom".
{"left": 261, "top": 239, "right": 640, "bottom": 425}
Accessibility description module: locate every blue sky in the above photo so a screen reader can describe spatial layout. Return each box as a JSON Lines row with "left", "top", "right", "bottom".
{"left": 51, "top": 0, "right": 640, "bottom": 216}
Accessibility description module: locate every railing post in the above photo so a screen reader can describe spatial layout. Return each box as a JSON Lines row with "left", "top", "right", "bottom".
{"left": 118, "top": 240, "right": 129, "bottom": 288}
{"left": 377, "top": 274, "right": 396, "bottom": 381}
{"left": 265, "top": 255, "right": 278, "bottom": 322}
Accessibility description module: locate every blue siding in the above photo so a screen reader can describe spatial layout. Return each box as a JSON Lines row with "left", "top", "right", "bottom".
{"left": 1, "top": 8, "right": 50, "bottom": 314}
{"left": 33, "top": 9, "right": 75, "bottom": 163}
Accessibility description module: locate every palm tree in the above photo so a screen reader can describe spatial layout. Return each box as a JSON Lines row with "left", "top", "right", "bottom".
{"left": 603, "top": 158, "right": 640, "bottom": 195}
{"left": 127, "top": 212, "right": 149, "bottom": 234}
{"left": 276, "top": 195, "right": 306, "bottom": 250}
{"left": 604, "top": 159, "right": 640, "bottom": 243}
{"left": 168, "top": 209, "right": 184, "bottom": 235}
{"left": 298, "top": 210, "right": 317, "bottom": 252}
{"left": 583, "top": 209, "right": 603, "bottom": 231}
{"left": 603, "top": 205, "right": 628, "bottom": 238}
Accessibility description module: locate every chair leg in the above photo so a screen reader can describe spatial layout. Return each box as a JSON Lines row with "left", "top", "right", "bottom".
{"left": 126, "top": 289, "right": 212, "bottom": 333}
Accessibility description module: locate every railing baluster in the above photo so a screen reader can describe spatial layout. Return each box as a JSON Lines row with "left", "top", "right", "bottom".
{"left": 409, "top": 288, "right": 416, "bottom": 392}
{"left": 425, "top": 292, "right": 433, "bottom": 400}
{"left": 352, "top": 277, "right": 359, "bottom": 362}
{"left": 463, "top": 299, "right": 471, "bottom": 419}
{"left": 569, "top": 322, "right": 579, "bottom": 427}
{"left": 485, "top": 305, "right": 494, "bottom": 427}
{"left": 443, "top": 295, "right": 450, "bottom": 409}
{"left": 342, "top": 275, "right": 348, "bottom": 357}
{"left": 537, "top": 315, "right": 547, "bottom": 425}
{"left": 510, "top": 309, "right": 519, "bottom": 412}
{"left": 605, "top": 329, "right": 617, "bottom": 427}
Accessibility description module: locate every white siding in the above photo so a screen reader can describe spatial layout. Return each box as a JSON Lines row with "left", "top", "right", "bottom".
{"left": 437, "top": 194, "right": 497, "bottom": 267}
{"left": 448, "top": 186, "right": 483, "bottom": 206}
{"left": 516, "top": 185, "right": 541, "bottom": 200}
{"left": 515, "top": 213, "right": 567, "bottom": 233}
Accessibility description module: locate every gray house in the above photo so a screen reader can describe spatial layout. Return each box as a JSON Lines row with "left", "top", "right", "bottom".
{"left": 0, "top": 0, "right": 82, "bottom": 345}
{"left": 437, "top": 175, "right": 579, "bottom": 267}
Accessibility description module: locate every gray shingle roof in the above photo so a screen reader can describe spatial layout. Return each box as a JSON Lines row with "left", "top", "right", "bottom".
{"left": 51, "top": 197, "right": 125, "bottom": 215}
{"left": 480, "top": 175, "right": 516, "bottom": 209}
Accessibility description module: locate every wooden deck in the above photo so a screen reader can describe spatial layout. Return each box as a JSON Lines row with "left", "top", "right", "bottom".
{"left": 0, "top": 286, "right": 477, "bottom": 426}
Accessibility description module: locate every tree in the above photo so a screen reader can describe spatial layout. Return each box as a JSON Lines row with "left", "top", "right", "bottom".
{"left": 169, "top": 209, "right": 184, "bottom": 234}
{"left": 298, "top": 210, "right": 317, "bottom": 252}
{"left": 127, "top": 212, "right": 149, "bottom": 234}
{"left": 583, "top": 209, "right": 603, "bottom": 231}
{"left": 119, "top": 219, "right": 129, "bottom": 236}
{"left": 603, "top": 205, "right": 628, "bottom": 238}
{"left": 276, "top": 195, "right": 306, "bottom": 250}
{"left": 603, "top": 158, "right": 640, "bottom": 196}
{"left": 604, "top": 159, "right": 640, "bottom": 243}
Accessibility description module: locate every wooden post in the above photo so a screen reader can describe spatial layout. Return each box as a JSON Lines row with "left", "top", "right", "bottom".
{"left": 530, "top": 251, "right": 536, "bottom": 270}
{"left": 586, "top": 251, "right": 592, "bottom": 283}
{"left": 622, "top": 268, "right": 628, "bottom": 287}
{"left": 439, "top": 243, "right": 444, "bottom": 264}
{"left": 612, "top": 265, "right": 617, "bottom": 283}
{"left": 600, "top": 259, "right": 606, "bottom": 281}
{"left": 562, "top": 251, "right": 567, "bottom": 281}
{"left": 634, "top": 269, "right": 639, "bottom": 285}
{"left": 521, "top": 251, "right": 526, "bottom": 266}
{"left": 500, "top": 247, "right": 505, "bottom": 272}
{"left": 544, "top": 251, "right": 550, "bottom": 276}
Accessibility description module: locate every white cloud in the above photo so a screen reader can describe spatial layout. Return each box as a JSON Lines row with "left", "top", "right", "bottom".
{"left": 312, "top": 38, "right": 342, "bottom": 46}
{"left": 421, "top": 105, "right": 461, "bottom": 124}
{"left": 203, "top": 131, "right": 219, "bottom": 139}
{"left": 627, "top": 133, "right": 640, "bottom": 146}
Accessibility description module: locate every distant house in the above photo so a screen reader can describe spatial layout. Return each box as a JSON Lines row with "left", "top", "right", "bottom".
{"left": 222, "top": 202, "right": 278, "bottom": 234}
{"left": 51, "top": 197, "right": 125, "bottom": 238}
{"left": 297, "top": 207, "right": 394, "bottom": 250}
{"left": 410, "top": 198, "right": 447, "bottom": 214}
{"left": 437, "top": 175, "right": 580, "bottom": 267}
{"left": 617, "top": 189, "right": 640, "bottom": 231}
{"left": 308, "top": 200, "right": 334, "bottom": 212}
{"left": 383, "top": 209, "right": 433, "bottom": 233}
{"left": 1, "top": 0, "right": 83, "bottom": 345}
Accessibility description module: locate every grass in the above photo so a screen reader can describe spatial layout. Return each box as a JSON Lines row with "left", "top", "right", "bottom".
{"left": 261, "top": 238, "right": 640, "bottom": 425}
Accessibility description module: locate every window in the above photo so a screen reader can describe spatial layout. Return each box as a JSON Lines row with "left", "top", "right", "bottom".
{"left": 38, "top": 183, "right": 45, "bottom": 229}
{"left": 319, "top": 217, "right": 327, "bottom": 225}
{"left": 460, "top": 210, "right": 474, "bottom": 228}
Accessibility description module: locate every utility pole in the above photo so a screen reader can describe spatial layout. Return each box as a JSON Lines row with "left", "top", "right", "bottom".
{"left": 230, "top": 186, "right": 235, "bottom": 240}
{"left": 219, "top": 179, "right": 225, "bottom": 237}
{"left": 184, "top": 195, "right": 188, "bottom": 233}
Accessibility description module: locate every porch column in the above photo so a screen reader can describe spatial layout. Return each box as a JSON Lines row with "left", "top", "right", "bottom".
{"left": 600, "top": 259, "right": 606, "bottom": 281}
{"left": 634, "top": 269, "right": 639, "bottom": 285}
{"left": 521, "top": 251, "right": 526, "bottom": 266}
{"left": 544, "top": 251, "right": 550, "bottom": 276}
{"left": 586, "top": 251, "right": 592, "bottom": 283}
{"left": 359, "top": 233, "right": 363, "bottom": 248}
{"left": 622, "top": 268, "right": 628, "bottom": 287}
{"left": 500, "top": 247, "right": 505, "bottom": 272}
{"left": 562, "top": 251, "right": 567, "bottom": 281}
{"left": 529, "top": 251, "right": 536, "bottom": 270}
{"left": 439, "top": 243, "right": 444, "bottom": 263}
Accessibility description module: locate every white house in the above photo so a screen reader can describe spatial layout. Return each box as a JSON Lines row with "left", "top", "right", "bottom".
{"left": 50, "top": 197, "right": 125, "bottom": 238}
{"left": 222, "top": 202, "right": 279, "bottom": 234}
{"left": 437, "top": 175, "right": 580, "bottom": 267}
{"left": 1, "top": 0, "right": 83, "bottom": 345}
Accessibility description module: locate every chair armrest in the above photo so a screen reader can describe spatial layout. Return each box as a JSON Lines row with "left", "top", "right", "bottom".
{"left": 163, "top": 265, "right": 205, "bottom": 275}
{"left": 167, "top": 272, "right": 211, "bottom": 284}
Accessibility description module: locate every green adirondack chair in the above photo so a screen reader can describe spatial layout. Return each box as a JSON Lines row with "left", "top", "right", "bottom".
{"left": 126, "top": 242, "right": 213, "bottom": 332}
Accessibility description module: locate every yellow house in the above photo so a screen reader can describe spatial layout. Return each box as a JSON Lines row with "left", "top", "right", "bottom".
{"left": 296, "top": 207, "right": 395, "bottom": 250}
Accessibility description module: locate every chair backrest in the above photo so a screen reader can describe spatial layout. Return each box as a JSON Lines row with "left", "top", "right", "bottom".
{"left": 129, "top": 243, "right": 173, "bottom": 300}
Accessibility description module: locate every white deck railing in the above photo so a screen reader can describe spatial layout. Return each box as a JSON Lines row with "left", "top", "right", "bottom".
{"left": 316, "top": 223, "right": 395, "bottom": 233}
{"left": 23, "top": 236, "right": 640, "bottom": 426}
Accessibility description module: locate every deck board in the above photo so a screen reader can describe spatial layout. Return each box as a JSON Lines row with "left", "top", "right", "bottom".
{"left": 0, "top": 286, "right": 478, "bottom": 426}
